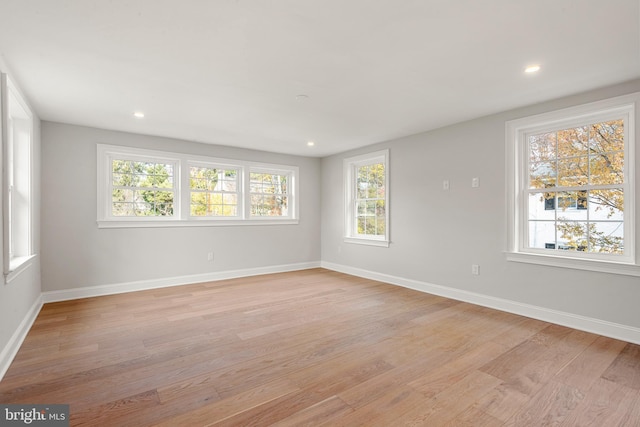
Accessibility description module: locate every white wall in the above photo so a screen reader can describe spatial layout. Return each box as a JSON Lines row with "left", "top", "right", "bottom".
{"left": 0, "top": 60, "right": 42, "bottom": 376}
{"left": 321, "top": 79, "right": 640, "bottom": 332}
{"left": 40, "top": 122, "right": 321, "bottom": 293}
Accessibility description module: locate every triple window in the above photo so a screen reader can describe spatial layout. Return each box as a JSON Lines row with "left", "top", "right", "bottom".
{"left": 98, "top": 145, "right": 298, "bottom": 227}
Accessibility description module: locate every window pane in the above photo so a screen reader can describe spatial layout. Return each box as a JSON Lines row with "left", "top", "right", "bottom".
{"left": 375, "top": 216, "right": 386, "bottom": 235}
{"left": 528, "top": 221, "right": 556, "bottom": 249}
{"left": 529, "top": 161, "right": 556, "bottom": 189}
{"left": 366, "top": 201, "right": 376, "bottom": 215}
{"left": 529, "top": 132, "right": 556, "bottom": 163}
{"left": 589, "top": 152, "right": 624, "bottom": 185}
{"left": 557, "top": 156, "right": 588, "bottom": 186}
{"left": 112, "top": 202, "right": 134, "bottom": 216}
{"left": 589, "top": 222, "right": 624, "bottom": 254}
{"left": 557, "top": 126, "right": 589, "bottom": 155}
{"left": 528, "top": 193, "right": 556, "bottom": 220}
{"left": 590, "top": 120, "right": 624, "bottom": 153}
{"left": 556, "top": 191, "right": 588, "bottom": 220}
{"left": 112, "top": 189, "right": 134, "bottom": 203}
{"left": 589, "top": 189, "right": 623, "bottom": 220}
{"left": 556, "top": 221, "right": 588, "bottom": 251}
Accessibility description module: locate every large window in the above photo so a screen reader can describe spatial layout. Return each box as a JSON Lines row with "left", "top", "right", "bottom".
{"left": 97, "top": 145, "right": 298, "bottom": 227}
{"left": 506, "top": 94, "right": 638, "bottom": 276}
{"left": 1, "top": 74, "right": 34, "bottom": 283}
{"left": 344, "top": 149, "right": 389, "bottom": 247}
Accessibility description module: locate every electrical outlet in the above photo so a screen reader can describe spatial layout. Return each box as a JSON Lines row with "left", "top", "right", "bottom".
{"left": 207, "top": 252, "right": 214, "bottom": 262}
{"left": 443, "top": 180, "right": 450, "bottom": 190}
{"left": 472, "top": 177, "right": 480, "bottom": 188}
{"left": 471, "top": 264, "right": 480, "bottom": 275}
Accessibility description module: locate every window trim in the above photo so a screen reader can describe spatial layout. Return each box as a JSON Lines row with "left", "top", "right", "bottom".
{"left": 506, "top": 93, "right": 639, "bottom": 276}
{"left": 97, "top": 144, "right": 299, "bottom": 228}
{"left": 1, "top": 73, "right": 35, "bottom": 284}
{"left": 343, "top": 149, "right": 390, "bottom": 247}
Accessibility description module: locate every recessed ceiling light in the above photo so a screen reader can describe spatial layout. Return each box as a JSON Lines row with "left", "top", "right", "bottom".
{"left": 307, "top": 141, "right": 315, "bottom": 147}
{"left": 133, "top": 111, "right": 145, "bottom": 118}
{"left": 524, "top": 64, "right": 541, "bottom": 74}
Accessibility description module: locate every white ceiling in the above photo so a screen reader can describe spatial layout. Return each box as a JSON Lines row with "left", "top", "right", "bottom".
{"left": 0, "top": 0, "right": 638, "bottom": 157}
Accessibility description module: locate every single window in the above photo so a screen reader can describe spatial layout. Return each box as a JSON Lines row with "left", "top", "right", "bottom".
{"left": 2, "top": 74, "right": 34, "bottom": 283}
{"left": 190, "top": 165, "right": 240, "bottom": 217}
{"left": 344, "top": 149, "right": 389, "bottom": 246}
{"left": 506, "top": 94, "right": 638, "bottom": 276}
{"left": 250, "top": 170, "right": 291, "bottom": 218}
{"left": 111, "top": 158, "right": 176, "bottom": 217}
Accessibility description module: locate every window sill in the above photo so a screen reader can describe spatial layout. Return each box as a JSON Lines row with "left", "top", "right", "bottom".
{"left": 344, "top": 237, "right": 390, "bottom": 247}
{"left": 506, "top": 251, "right": 640, "bottom": 277}
{"left": 97, "top": 219, "right": 299, "bottom": 228}
{"left": 5, "top": 254, "right": 36, "bottom": 284}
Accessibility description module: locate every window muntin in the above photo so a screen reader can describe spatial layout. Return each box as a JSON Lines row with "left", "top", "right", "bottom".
{"left": 190, "top": 165, "right": 239, "bottom": 217}
{"left": 250, "top": 170, "right": 290, "bottom": 217}
{"left": 344, "top": 149, "right": 389, "bottom": 246}
{"left": 97, "top": 145, "right": 298, "bottom": 227}
{"left": 506, "top": 94, "right": 637, "bottom": 274}
{"left": 526, "top": 119, "right": 625, "bottom": 254}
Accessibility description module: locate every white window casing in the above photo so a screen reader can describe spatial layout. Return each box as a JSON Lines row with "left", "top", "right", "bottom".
{"left": 506, "top": 93, "right": 639, "bottom": 276}
{"left": 1, "top": 73, "right": 35, "bottom": 284}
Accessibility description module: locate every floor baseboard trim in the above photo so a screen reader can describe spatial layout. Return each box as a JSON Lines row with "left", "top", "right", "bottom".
{"left": 0, "top": 296, "right": 43, "bottom": 381}
{"left": 42, "top": 261, "right": 321, "bottom": 303}
{"left": 321, "top": 261, "right": 640, "bottom": 345}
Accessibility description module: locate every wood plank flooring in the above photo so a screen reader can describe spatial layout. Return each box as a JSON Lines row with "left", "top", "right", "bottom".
{"left": 1, "top": 268, "right": 639, "bottom": 426}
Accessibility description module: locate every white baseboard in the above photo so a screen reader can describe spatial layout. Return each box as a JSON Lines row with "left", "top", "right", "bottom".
{"left": 321, "top": 261, "right": 640, "bottom": 345}
{"left": 0, "top": 296, "right": 43, "bottom": 381}
{"left": 42, "top": 261, "right": 321, "bottom": 303}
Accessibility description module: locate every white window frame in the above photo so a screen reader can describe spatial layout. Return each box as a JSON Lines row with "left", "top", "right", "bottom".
{"left": 344, "top": 149, "right": 390, "bottom": 247}
{"left": 506, "top": 93, "right": 639, "bottom": 277}
{"left": 1, "top": 73, "right": 35, "bottom": 284}
{"left": 97, "top": 144, "right": 299, "bottom": 228}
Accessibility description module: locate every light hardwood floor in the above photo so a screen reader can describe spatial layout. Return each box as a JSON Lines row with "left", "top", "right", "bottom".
{"left": 1, "top": 268, "right": 639, "bottom": 426}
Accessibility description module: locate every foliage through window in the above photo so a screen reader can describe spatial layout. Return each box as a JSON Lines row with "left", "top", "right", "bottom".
{"left": 250, "top": 172, "right": 289, "bottom": 217}
{"left": 97, "top": 145, "right": 298, "bottom": 227}
{"left": 528, "top": 119, "right": 625, "bottom": 254}
{"left": 344, "top": 150, "right": 389, "bottom": 246}
{"left": 355, "top": 163, "right": 386, "bottom": 237}
{"left": 112, "top": 159, "right": 175, "bottom": 217}
{"left": 190, "top": 166, "right": 238, "bottom": 217}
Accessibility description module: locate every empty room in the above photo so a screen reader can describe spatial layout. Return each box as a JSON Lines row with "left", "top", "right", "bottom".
{"left": 1, "top": 0, "right": 640, "bottom": 425}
